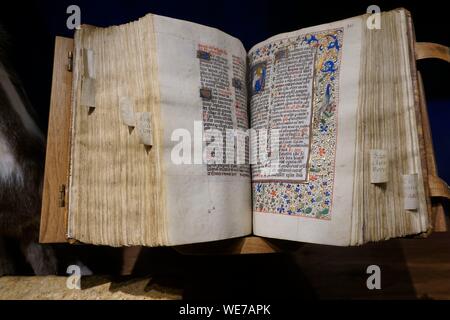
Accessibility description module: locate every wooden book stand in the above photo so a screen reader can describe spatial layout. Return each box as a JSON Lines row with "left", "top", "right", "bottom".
{"left": 39, "top": 37, "right": 449, "bottom": 255}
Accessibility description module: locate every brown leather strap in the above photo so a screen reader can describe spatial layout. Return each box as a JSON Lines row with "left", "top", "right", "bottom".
{"left": 429, "top": 174, "right": 450, "bottom": 199}
{"left": 415, "top": 42, "right": 450, "bottom": 62}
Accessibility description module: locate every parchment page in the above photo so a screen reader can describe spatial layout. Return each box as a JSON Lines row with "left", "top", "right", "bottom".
{"left": 153, "top": 15, "right": 252, "bottom": 245}
{"left": 249, "top": 16, "right": 363, "bottom": 245}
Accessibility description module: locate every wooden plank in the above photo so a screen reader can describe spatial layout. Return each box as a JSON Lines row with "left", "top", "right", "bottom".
{"left": 292, "top": 226, "right": 450, "bottom": 299}
{"left": 39, "top": 37, "right": 74, "bottom": 243}
{"left": 174, "top": 236, "right": 302, "bottom": 255}
{"left": 2, "top": 228, "right": 450, "bottom": 299}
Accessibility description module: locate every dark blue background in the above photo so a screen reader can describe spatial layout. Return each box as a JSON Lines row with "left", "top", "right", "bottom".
{"left": 1, "top": 0, "right": 449, "bottom": 185}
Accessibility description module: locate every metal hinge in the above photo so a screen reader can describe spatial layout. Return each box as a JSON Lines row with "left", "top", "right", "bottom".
{"left": 59, "top": 184, "right": 66, "bottom": 207}
{"left": 67, "top": 51, "right": 73, "bottom": 72}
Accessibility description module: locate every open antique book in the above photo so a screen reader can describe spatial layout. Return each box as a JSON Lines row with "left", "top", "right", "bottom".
{"left": 39, "top": 8, "right": 450, "bottom": 248}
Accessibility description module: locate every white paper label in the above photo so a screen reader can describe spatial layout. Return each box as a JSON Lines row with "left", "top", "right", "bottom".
{"left": 80, "top": 77, "right": 95, "bottom": 108}
{"left": 136, "top": 112, "right": 153, "bottom": 146}
{"left": 370, "top": 149, "right": 388, "bottom": 183}
{"left": 83, "top": 48, "right": 95, "bottom": 78}
{"left": 402, "top": 174, "right": 418, "bottom": 210}
{"left": 119, "top": 96, "right": 135, "bottom": 127}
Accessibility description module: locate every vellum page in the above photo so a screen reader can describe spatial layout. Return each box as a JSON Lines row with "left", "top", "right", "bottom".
{"left": 68, "top": 14, "right": 252, "bottom": 246}
{"left": 251, "top": 9, "right": 428, "bottom": 246}
{"left": 153, "top": 16, "right": 252, "bottom": 245}
{"left": 250, "top": 17, "right": 362, "bottom": 245}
